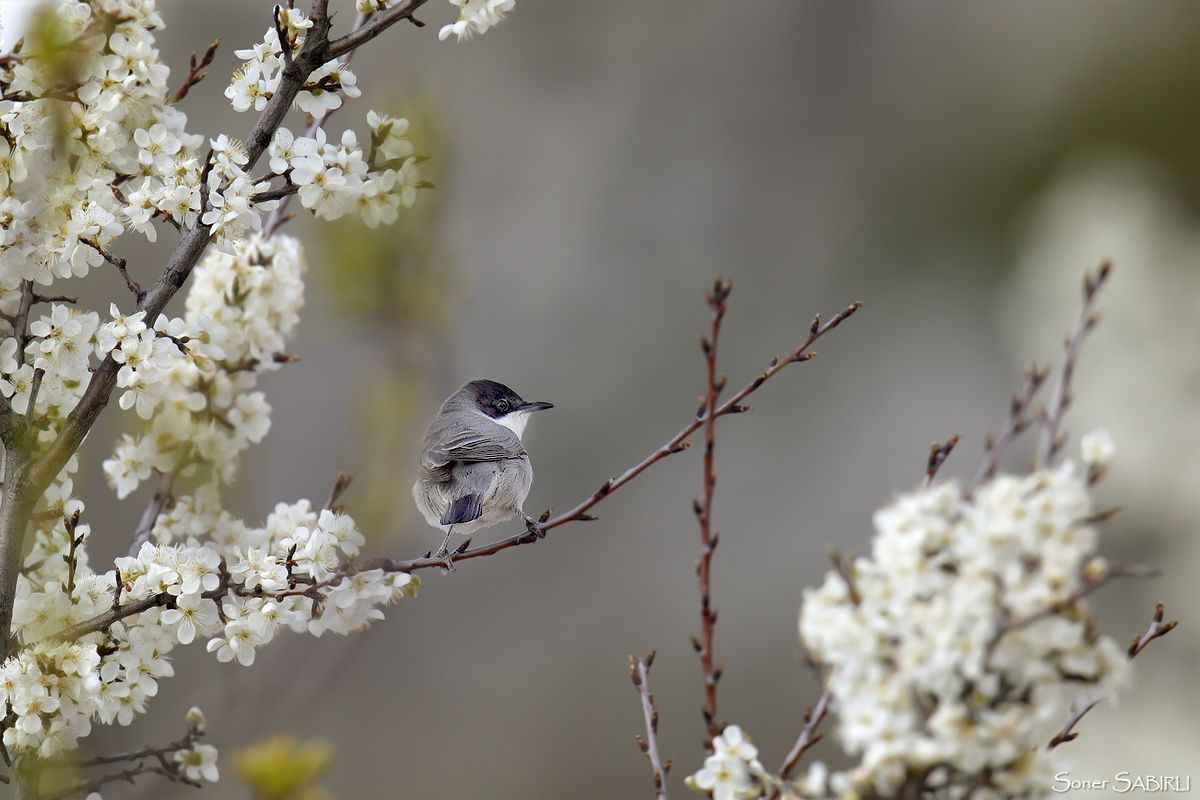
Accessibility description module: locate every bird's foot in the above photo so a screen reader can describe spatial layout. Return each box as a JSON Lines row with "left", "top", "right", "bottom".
{"left": 434, "top": 546, "right": 456, "bottom": 574}
{"left": 522, "top": 514, "right": 545, "bottom": 541}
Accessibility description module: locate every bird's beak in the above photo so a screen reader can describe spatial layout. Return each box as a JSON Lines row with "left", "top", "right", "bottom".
{"left": 522, "top": 400, "right": 554, "bottom": 412}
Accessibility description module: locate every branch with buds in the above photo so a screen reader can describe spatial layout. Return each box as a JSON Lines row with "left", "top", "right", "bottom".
{"left": 630, "top": 651, "right": 671, "bottom": 800}
{"left": 1049, "top": 601, "right": 1177, "bottom": 749}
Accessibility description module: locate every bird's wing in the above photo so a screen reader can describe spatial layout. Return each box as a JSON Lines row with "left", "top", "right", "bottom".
{"left": 419, "top": 425, "right": 527, "bottom": 485}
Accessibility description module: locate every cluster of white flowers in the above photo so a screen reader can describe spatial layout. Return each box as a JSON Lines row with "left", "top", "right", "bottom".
{"left": 223, "top": 6, "right": 426, "bottom": 224}
{"left": 0, "top": 0, "right": 212, "bottom": 283}
{"left": 0, "top": 1, "right": 433, "bottom": 778}
{"left": 225, "top": 8, "right": 360, "bottom": 119}
{"left": 438, "top": 0, "right": 515, "bottom": 42}
{"left": 102, "top": 233, "right": 302, "bottom": 497}
{"left": 686, "top": 725, "right": 768, "bottom": 800}
{"left": 687, "top": 440, "right": 1131, "bottom": 800}
{"left": 1, "top": 305, "right": 100, "bottom": 418}
{"left": 3, "top": 478, "right": 416, "bottom": 761}
{"left": 785, "top": 447, "right": 1128, "bottom": 798}
{"left": 266, "top": 111, "right": 423, "bottom": 225}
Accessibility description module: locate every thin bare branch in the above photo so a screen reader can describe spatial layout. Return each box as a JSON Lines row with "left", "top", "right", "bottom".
{"left": 13, "top": 280, "right": 35, "bottom": 358}
{"left": 1036, "top": 261, "right": 1112, "bottom": 468}
{"left": 770, "top": 687, "right": 831, "bottom": 798}
{"left": 40, "top": 715, "right": 206, "bottom": 800}
{"left": 695, "top": 275, "right": 730, "bottom": 744}
{"left": 1044, "top": 600, "right": 1174, "bottom": 749}
{"left": 171, "top": 38, "right": 220, "bottom": 104}
{"left": 128, "top": 471, "right": 177, "bottom": 558}
{"left": 1047, "top": 696, "right": 1103, "bottom": 749}
{"left": 971, "top": 361, "right": 1049, "bottom": 493}
{"left": 325, "top": 471, "right": 355, "bottom": 512}
{"left": 83, "top": 239, "right": 143, "bottom": 299}
{"left": 986, "top": 561, "right": 1158, "bottom": 659}
{"left": 329, "top": 0, "right": 430, "bottom": 60}
{"left": 630, "top": 652, "right": 670, "bottom": 800}
{"left": 1128, "top": 601, "right": 1178, "bottom": 659}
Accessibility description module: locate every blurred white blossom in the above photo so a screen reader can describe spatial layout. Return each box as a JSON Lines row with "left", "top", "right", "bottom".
{"left": 789, "top": 465, "right": 1127, "bottom": 798}
{"left": 439, "top": 0, "right": 515, "bottom": 42}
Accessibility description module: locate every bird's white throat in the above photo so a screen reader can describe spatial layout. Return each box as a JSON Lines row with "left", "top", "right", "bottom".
{"left": 495, "top": 409, "right": 531, "bottom": 439}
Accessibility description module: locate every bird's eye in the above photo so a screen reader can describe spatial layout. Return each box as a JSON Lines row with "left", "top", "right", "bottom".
{"left": 495, "top": 399, "right": 510, "bottom": 413}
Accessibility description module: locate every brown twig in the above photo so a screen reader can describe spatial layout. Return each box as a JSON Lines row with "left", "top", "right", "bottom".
{"left": 83, "top": 239, "right": 143, "bottom": 300}
{"left": 987, "top": 561, "right": 1158, "bottom": 659}
{"left": 40, "top": 714, "right": 207, "bottom": 799}
{"left": 1036, "top": 261, "right": 1112, "bottom": 469}
{"left": 923, "top": 434, "right": 960, "bottom": 487}
{"left": 325, "top": 471, "right": 355, "bottom": 512}
{"left": 328, "top": 0, "right": 430, "bottom": 60}
{"left": 31, "top": 294, "right": 77, "bottom": 305}
{"left": 1047, "top": 696, "right": 1104, "bottom": 750}
{"left": 62, "top": 508, "right": 83, "bottom": 598}
{"left": 26, "top": 367, "right": 44, "bottom": 414}
{"left": 127, "top": 471, "right": 177, "bottom": 558}
{"left": 274, "top": 6, "right": 295, "bottom": 70}
{"left": 540, "top": 300, "right": 862, "bottom": 537}
{"left": 970, "top": 362, "right": 1049, "bottom": 493}
{"left": 1128, "top": 601, "right": 1178, "bottom": 658}
{"left": 694, "top": 275, "right": 730, "bottom": 744}
{"left": 171, "top": 38, "right": 220, "bottom": 105}
{"left": 1049, "top": 602, "right": 1176, "bottom": 749}
{"left": 630, "top": 651, "right": 671, "bottom": 800}
{"left": 825, "top": 547, "right": 860, "bottom": 605}
{"left": 769, "top": 687, "right": 832, "bottom": 799}
{"left": 254, "top": 183, "right": 299, "bottom": 205}
{"left": 13, "top": 281, "right": 35, "bottom": 358}
{"left": 42, "top": 594, "right": 170, "bottom": 645}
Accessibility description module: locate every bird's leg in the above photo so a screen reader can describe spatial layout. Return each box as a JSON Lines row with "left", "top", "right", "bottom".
{"left": 434, "top": 525, "right": 456, "bottom": 572}
{"left": 520, "top": 512, "right": 545, "bottom": 540}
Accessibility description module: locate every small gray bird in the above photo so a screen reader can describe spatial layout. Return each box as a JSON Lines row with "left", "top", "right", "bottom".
{"left": 413, "top": 380, "right": 553, "bottom": 566}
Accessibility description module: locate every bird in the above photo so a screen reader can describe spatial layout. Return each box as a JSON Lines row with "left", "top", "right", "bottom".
{"left": 413, "top": 379, "right": 553, "bottom": 568}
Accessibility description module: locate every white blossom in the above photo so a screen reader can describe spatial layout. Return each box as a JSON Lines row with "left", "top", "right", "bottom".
{"left": 687, "top": 725, "right": 766, "bottom": 800}
{"left": 796, "top": 465, "right": 1129, "bottom": 797}
{"left": 175, "top": 743, "right": 220, "bottom": 783}
{"left": 1081, "top": 427, "right": 1116, "bottom": 468}
{"left": 439, "top": 0, "right": 515, "bottom": 42}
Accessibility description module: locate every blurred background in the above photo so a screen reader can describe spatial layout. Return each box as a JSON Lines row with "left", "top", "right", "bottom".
{"left": 8, "top": 0, "right": 1200, "bottom": 797}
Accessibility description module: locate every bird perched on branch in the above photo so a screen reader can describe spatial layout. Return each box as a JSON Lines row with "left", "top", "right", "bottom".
{"left": 413, "top": 379, "right": 553, "bottom": 569}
